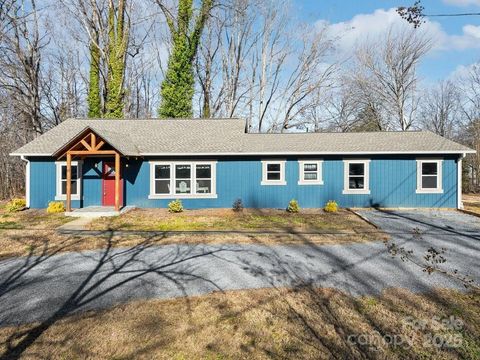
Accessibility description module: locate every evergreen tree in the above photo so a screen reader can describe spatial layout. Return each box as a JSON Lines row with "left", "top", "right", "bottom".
{"left": 158, "top": 0, "right": 213, "bottom": 118}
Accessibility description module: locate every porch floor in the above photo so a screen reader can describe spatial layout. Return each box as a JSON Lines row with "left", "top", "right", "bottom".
{"left": 65, "top": 206, "right": 135, "bottom": 218}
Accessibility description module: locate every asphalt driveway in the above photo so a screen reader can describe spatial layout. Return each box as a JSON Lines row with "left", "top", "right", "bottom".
{"left": 0, "top": 209, "right": 479, "bottom": 326}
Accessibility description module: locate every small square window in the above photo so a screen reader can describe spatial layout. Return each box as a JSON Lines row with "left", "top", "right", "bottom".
{"left": 261, "top": 161, "right": 286, "bottom": 185}
{"left": 343, "top": 160, "right": 370, "bottom": 194}
{"left": 417, "top": 160, "right": 443, "bottom": 193}
{"left": 298, "top": 161, "right": 323, "bottom": 185}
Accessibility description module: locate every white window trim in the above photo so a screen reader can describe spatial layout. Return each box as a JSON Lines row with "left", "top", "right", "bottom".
{"left": 416, "top": 159, "right": 443, "bottom": 194}
{"left": 342, "top": 159, "right": 371, "bottom": 195}
{"left": 55, "top": 161, "right": 82, "bottom": 201}
{"left": 298, "top": 160, "right": 323, "bottom": 185}
{"left": 148, "top": 161, "right": 217, "bottom": 199}
{"left": 261, "top": 160, "right": 286, "bottom": 185}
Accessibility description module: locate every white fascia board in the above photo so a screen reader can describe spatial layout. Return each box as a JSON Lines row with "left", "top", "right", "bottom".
{"left": 139, "top": 150, "right": 475, "bottom": 156}
{"left": 10, "top": 150, "right": 476, "bottom": 157}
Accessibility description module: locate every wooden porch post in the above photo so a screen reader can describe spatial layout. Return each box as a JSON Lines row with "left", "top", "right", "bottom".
{"left": 66, "top": 152, "right": 72, "bottom": 212}
{"left": 114, "top": 152, "right": 120, "bottom": 211}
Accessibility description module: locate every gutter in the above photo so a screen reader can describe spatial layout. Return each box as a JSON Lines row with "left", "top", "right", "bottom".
{"left": 458, "top": 153, "right": 466, "bottom": 210}
{"left": 20, "top": 155, "right": 30, "bottom": 208}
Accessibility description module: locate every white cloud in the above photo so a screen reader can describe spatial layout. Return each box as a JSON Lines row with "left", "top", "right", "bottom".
{"left": 316, "top": 8, "right": 480, "bottom": 56}
{"left": 443, "top": 0, "right": 480, "bottom": 7}
{"left": 447, "top": 62, "right": 479, "bottom": 80}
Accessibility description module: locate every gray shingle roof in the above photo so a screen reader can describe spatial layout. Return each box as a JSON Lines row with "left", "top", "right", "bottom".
{"left": 11, "top": 118, "right": 474, "bottom": 156}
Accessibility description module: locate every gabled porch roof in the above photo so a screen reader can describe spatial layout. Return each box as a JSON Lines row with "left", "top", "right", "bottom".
{"left": 53, "top": 126, "right": 137, "bottom": 158}
{"left": 58, "top": 128, "right": 124, "bottom": 212}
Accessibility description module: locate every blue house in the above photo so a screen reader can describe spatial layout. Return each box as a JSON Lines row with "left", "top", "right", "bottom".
{"left": 11, "top": 118, "right": 474, "bottom": 212}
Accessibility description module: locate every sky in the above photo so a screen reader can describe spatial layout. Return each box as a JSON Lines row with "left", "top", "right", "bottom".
{"left": 293, "top": 0, "right": 480, "bottom": 83}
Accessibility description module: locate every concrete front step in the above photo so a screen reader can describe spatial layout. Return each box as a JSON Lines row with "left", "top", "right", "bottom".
{"left": 64, "top": 205, "right": 135, "bottom": 218}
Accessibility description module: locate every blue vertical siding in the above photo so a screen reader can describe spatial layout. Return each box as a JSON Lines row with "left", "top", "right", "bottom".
{"left": 28, "top": 155, "right": 460, "bottom": 209}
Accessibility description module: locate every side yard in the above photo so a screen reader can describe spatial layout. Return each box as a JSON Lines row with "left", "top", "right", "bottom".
{"left": 463, "top": 194, "right": 480, "bottom": 216}
{"left": 1, "top": 287, "right": 478, "bottom": 359}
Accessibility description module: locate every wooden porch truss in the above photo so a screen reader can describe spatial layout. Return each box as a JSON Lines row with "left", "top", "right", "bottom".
{"left": 56, "top": 129, "right": 122, "bottom": 212}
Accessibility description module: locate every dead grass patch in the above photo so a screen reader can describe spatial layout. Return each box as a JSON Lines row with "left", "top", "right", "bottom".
{"left": 89, "top": 208, "right": 377, "bottom": 233}
{"left": 0, "top": 227, "right": 386, "bottom": 259}
{"left": 0, "top": 287, "right": 478, "bottom": 359}
{"left": 0, "top": 207, "right": 72, "bottom": 230}
{"left": 0, "top": 207, "right": 385, "bottom": 258}
{"left": 463, "top": 194, "right": 480, "bottom": 216}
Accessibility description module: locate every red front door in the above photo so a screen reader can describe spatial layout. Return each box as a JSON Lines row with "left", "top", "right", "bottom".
{"left": 102, "top": 162, "right": 123, "bottom": 206}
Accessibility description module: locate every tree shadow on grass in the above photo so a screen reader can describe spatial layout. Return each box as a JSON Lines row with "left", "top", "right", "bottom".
{"left": 0, "top": 232, "right": 232, "bottom": 360}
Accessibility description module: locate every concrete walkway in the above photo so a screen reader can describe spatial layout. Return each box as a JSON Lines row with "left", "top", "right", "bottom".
{"left": 56, "top": 217, "right": 93, "bottom": 231}
{"left": 1, "top": 209, "right": 479, "bottom": 327}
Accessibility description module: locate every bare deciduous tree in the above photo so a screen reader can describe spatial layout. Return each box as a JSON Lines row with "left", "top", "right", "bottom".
{"left": 420, "top": 80, "right": 460, "bottom": 138}
{"left": 355, "top": 27, "right": 432, "bottom": 130}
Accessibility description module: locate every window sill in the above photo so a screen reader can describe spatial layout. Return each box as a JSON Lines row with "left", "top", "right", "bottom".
{"left": 261, "top": 181, "right": 287, "bottom": 186}
{"left": 148, "top": 194, "right": 218, "bottom": 199}
{"left": 298, "top": 181, "right": 324, "bottom": 185}
{"left": 55, "top": 195, "right": 80, "bottom": 201}
{"left": 416, "top": 189, "right": 444, "bottom": 194}
{"left": 342, "top": 189, "right": 370, "bottom": 195}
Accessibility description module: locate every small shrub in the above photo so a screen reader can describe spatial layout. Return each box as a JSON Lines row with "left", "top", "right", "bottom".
{"left": 232, "top": 198, "right": 244, "bottom": 212}
{"left": 47, "top": 201, "right": 65, "bottom": 213}
{"left": 168, "top": 199, "right": 184, "bottom": 213}
{"left": 287, "top": 199, "right": 300, "bottom": 213}
{"left": 5, "top": 198, "right": 26, "bottom": 212}
{"left": 324, "top": 200, "right": 338, "bottom": 213}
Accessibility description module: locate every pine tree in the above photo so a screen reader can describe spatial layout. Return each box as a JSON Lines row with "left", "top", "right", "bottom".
{"left": 158, "top": 0, "right": 213, "bottom": 118}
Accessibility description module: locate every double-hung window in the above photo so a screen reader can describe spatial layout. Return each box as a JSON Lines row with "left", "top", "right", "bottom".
{"left": 55, "top": 161, "right": 82, "bottom": 200}
{"left": 416, "top": 159, "right": 443, "bottom": 193}
{"left": 149, "top": 161, "right": 217, "bottom": 198}
{"left": 298, "top": 160, "right": 323, "bottom": 185}
{"left": 343, "top": 160, "right": 370, "bottom": 194}
{"left": 261, "top": 160, "right": 286, "bottom": 185}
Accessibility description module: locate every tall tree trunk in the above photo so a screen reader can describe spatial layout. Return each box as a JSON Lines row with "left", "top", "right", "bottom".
{"left": 105, "top": 0, "right": 128, "bottom": 118}
{"left": 157, "top": 0, "right": 213, "bottom": 118}
{"left": 87, "top": 31, "right": 102, "bottom": 118}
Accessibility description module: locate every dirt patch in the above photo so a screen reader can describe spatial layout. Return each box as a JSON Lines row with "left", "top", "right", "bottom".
{"left": 0, "top": 287, "right": 478, "bottom": 359}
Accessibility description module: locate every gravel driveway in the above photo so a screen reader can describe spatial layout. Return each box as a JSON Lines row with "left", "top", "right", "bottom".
{"left": 1, "top": 209, "right": 479, "bottom": 326}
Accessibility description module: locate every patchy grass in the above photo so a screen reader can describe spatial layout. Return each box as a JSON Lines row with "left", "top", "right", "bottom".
{"left": 0, "top": 206, "right": 72, "bottom": 230}
{"left": 89, "top": 208, "right": 377, "bottom": 233}
{"left": 0, "top": 287, "right": 478, "bottom": 359}
{"left": 463, "top": 193, "right": 480, "bottom": 216}
{"left": 0, "top": 226, "right": 386, "bottom": 259}
{"left": 0, "top": 208, "right": 385, "bottom": 259}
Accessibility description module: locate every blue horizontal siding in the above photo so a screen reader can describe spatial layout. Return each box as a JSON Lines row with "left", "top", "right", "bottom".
{"left": 27, "top": 155, "right": 459, "bottom": 209}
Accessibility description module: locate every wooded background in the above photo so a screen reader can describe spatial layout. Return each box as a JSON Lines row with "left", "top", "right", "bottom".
{"left": 1, "top": 0, "right": 479, "bottom": 200}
